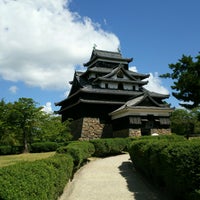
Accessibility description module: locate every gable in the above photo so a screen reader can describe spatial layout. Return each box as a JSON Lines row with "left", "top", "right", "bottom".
{"left": 136, "top": 96, "right": 160, "bottom": 107}
{"left": 103, "top": 66, "right": 137, "bottom": 81}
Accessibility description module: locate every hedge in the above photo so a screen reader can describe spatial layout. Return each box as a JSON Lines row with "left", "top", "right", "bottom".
{"left": 0, "top": 145, "right": 24, "bottom": 155}
{"left": 30, "top": 142, "right": 61, "bottom": 153}
{"left": 0, "top": 154, "right": 74, "bottom": 200}
{"left": 128, "top": 137, "right": 200, "bottom": 200}
{"left": 56, "top": 141, "right": 95, "bottom": 169}
{"left": 90, "top": 138, "right": 132, "bottom": 157}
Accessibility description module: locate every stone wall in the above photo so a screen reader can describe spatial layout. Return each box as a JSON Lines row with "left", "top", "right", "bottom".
{"left": 129, "top": 129, "right": 141, "bottom": 137}
{"left": 151, "top": 128, "right": 171, "bottom": 135}
{"left": 70, "top": 118, "right": 171, "bottom": 140}
{"left": 113, "top": 128, "right": 141, "bottom": 137}
{"left": 81, "top": 117, "right": 104, "bottom": 140}
{"left": 70, "top": 117, "right": 112, "bottom": 140}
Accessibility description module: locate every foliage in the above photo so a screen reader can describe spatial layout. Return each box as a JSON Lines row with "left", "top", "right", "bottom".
{"left": 0, "top": 99, "right": 18, "bottom": 146}
{"left": 0, "top": 146, "right": 12, "bottom": 155}
{"left": 170, "top": 108, "right": 200, "bottom": 136}
{"left": 2, "top": 98, "right": 42, "bottom": 153}
{"left": 90, "top": 138, "right": 131, "bottom": 157}
{"left": 57, "top": 141, "right": 95, "bottom": 169}
{"left": 0, "top": 98, "right": 72, "bottom": 154}
{"left": 30, "top": 142, "right": 60, "bottom": 153}
{"left": 0, "top": 145, "right": 24, "bottom": 155}
{"left": 0, "top": 154, "right": 74, "bottom": 200}
{"left": 34, "top": 114, "right": 72, "bottom": 143}
{"left": 129, "top": 137, "right": 200, "bottom": 200}
{"left": 160, "top": 53, "right": 200, "bottom": 109}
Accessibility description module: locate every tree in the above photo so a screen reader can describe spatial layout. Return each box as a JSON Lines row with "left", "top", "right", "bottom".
{"left": 0, "top": 99, "right": 18, "bottom": 145}
{"left": 160, "top": 53, "right": 200, "bottom": 109}
{"left": 170, "top": 108, "right": 200, "bottom": 137}
{"left": 10, "top": 98, "right": 42, "bottom": 153}
{"left": 0, "top": 98, "right": 72, "bottom": 153}
{"left": 34, "top": 114, "right": 72, "bottom": 143}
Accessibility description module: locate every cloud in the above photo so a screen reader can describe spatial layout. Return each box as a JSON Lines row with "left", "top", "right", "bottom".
{"left": 129, "top": 66, "right": 138, "bottom": 72}
{"left": 144, "top": 72, "right": 169, "bottom": 95}
{"left": 9, "top": 85, "right": 18, "bottom": 94}
{"left": 0, "top": 0, "right": 120, "bottom": 90}
{"left": 42, "top": 102, "right": 53, "bottom": 114}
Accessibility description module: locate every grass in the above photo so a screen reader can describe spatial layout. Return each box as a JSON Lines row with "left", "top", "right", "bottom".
{"left": 0, "top": 152, "right": 55, "bottom": 168}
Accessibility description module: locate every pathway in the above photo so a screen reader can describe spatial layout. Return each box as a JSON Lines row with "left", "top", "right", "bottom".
{"left": 59, "top": 154, "right": 169, "bottom": 200}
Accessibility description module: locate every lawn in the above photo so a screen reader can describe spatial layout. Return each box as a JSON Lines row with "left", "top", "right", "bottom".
{"left": 0, "top": 152, "right": 55, "bottom": 167}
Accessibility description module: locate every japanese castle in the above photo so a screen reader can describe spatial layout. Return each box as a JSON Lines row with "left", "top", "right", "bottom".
{"left": 55, "top": 48, "right": 173, "bottom": 140}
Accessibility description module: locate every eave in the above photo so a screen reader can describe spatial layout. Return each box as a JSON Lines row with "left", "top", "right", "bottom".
{"left": 57, "top": 98, "right": 125, "bottom": 114}
{"left": 110, "top": 106, "right": 174, "bottom": 120}
{"left": 94, "top": 77, "right": 148, "bottom": 85}
{"left": 84, "top": 57, "right": 133, "bottom": 67}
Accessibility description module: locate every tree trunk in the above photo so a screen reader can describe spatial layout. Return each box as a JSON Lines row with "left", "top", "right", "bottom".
{"left": 23, "top": 130, "right": 29, "bottom": 153}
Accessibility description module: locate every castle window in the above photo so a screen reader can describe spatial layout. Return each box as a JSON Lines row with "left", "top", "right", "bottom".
{"left": 105, "top": 83, "right": 108, "bottom": 89}
{"left": 118, "top": 82, "right": 123, "bottom": 90}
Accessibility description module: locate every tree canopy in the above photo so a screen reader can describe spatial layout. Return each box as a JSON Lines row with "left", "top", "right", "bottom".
{"left": 0, "top": 98, "right": 72, "bottom": 153}
{"left": 160, "top": 53, "right": 200, "bottom": 109}
{"left": 170, "top": 108, "right": 200, "bottom": 137}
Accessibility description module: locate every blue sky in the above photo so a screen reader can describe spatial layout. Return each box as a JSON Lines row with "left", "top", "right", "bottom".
{"left": 0, "top": 0, "right": 200, "bottom": 112}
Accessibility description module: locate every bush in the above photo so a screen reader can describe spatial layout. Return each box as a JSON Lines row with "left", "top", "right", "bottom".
{"left": 0, "top": 154, "right": 74, "bottom": 200}
{"left": 90, "top": 138, "right": 130, "bottom": 157}
{"left": 0, "top": 145, "right": 12, "bottom": 155}
{"left": 128, "top": 136, "right": 200, "bottom": 200}
{"left": 30, "top": 142, "right": 60, "bottom": 153}
{"left": 56, "top": 141, "right": 95, "bottom": 169}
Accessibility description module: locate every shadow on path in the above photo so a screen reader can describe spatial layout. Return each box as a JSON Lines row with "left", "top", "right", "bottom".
{"left": 118, "top": 160, "right": 171, "bottom": 200}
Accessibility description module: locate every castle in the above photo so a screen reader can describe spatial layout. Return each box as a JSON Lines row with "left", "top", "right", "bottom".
{"left": 55, "top": 48, "right": 173, "bottom": 140}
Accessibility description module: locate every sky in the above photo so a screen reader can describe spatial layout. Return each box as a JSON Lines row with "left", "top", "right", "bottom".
{"left": 0, "top": 0, "right": 200, "bottom": 113}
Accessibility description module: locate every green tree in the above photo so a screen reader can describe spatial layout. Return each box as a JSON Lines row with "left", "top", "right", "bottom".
{"left": 171, "top": 108, "right": 200, "bottom": 137}
{"left": 160, "top": 53, "right": 200, "bottom": 109}
{"left": 0, "top": 99, "right": 18, "bottom": 145}
{"left": 10, "top": 98, "right": 42, "bottom": 153}
{"left": 0, "top": 98, "right": 72, "bottom": 153}
{"left": 34, "top": 114, "right": 72, "bottom": 143}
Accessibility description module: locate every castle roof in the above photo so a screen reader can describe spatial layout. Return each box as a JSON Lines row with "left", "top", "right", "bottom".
{"left": 55, "top": 49, "right": 171, "bottom": 121}
{"left": 84, "top": 49, "right": 133, "bottom": 67}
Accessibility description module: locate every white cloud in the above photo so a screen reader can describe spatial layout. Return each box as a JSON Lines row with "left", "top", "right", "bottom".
{"left": 42, "top": 102, "right": 53, "bottom": 114}
{"left": 0, "top": 0, "right": 120, "bottom": 90}
{"left": 9, "top": 85, "right": 18, "bottom": 94}
{"left": 129, "top": 66, "right": 138, "bottom": 72}
{"left": 144, "top": 72, "right": 169, "bottom": 95}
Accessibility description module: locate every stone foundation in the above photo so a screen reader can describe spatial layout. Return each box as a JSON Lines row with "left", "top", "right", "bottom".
{"left": 70, "top": 118, "right": 171, "bottom": 140}
{"left": 70, "top": 117, "right": 112, "bottom": 140}
{"left": 151, "top": 128, "right": 171, "bottom": 135}
{"left": 113, "top": 128, "right": 141, "bottom": 137}
{"left": 113, "top": 128, "right": 171, "bottom": 138}
{"left": 129, "top": 129, "right": 141, "bottom": 137}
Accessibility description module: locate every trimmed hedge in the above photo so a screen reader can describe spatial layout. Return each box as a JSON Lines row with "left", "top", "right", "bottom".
{"left": 129, "top": 136, "right": 200, "bottom": 200}
{"left": 30, "top": 142, "right": 60, "bottom": 153}
{"left": 0, "top": 154, "right": 74, "bottom": 200}
{"left": 90, "top": 138, "right": 131, "bottom": 157}
{"left": 0, "top": 145, "right": 24, "bottom": 155}
{"left": 56, "top": 141, "right": 95, "bottom": 169}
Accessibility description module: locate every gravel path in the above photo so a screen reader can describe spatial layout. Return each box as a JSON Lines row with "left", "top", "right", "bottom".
{"left": 59, "top": 154, "right": 169, "bottom": 200}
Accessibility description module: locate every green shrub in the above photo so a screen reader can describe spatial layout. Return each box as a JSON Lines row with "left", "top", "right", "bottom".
{"left": 11, "top": 145, "right": 24, "bottom": 154}
{"left": 0, "top": 145, "right": 12, "bottom": 155}
{"left": 30, "top": 142, "right": 60, "bottom": 153}
{"left": 129, "top": 136, "right": 200, "bottom": 200}
{"left": 90, "top": 138, "right": 130, "bottom": 157}
{"left": 56, "top": 141, "right": 95, "bottom": 169}
{"left": 0, "top": 154, "right": 73, "bottom": 200}
{"left": 187, "top": 190, "right": 200, "bottom": 200}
